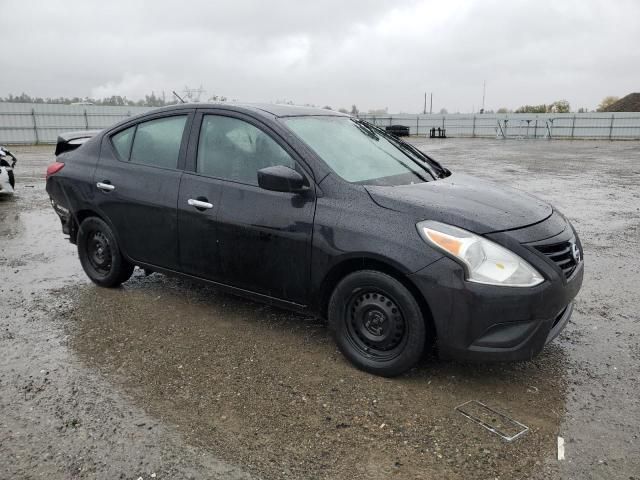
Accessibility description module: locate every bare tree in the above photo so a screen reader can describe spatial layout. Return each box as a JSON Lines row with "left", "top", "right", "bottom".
{"left": 597, "top": 96, "right": 619, "bottom": 112}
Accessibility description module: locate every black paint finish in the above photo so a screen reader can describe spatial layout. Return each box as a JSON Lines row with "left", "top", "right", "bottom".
{"left": 46, "top": 103, "right": 583, "bottom": 362}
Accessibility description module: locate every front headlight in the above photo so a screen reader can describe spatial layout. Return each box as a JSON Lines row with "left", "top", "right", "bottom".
{"left": 417, "top": 220, "right": 544, "bottom": 287}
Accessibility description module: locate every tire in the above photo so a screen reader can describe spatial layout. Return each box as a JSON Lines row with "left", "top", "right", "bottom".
{"left": 328, "top": 270, "right": 427, "bottom": 377}
{"left": 77, "top": 216, "right": 134, "bottom": 287}
{"left": 8, "top": 170, "right": 14, "bottom": 189}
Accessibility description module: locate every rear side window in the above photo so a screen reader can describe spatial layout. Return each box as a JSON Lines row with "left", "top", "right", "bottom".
{"left": 111, "top": 126, "right": 135, "bottom": 161}
{"left": 129, "top": 115, "right": 187, "bottom": 169}
{"left": 197, "top": 115, "right": 294, "bottom": 185}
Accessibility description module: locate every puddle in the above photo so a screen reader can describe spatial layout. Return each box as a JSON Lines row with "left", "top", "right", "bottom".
{"left": 64, "top": 273, "right": 567, "bottom": 479}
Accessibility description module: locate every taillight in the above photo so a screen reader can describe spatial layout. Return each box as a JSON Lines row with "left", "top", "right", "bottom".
{"left": 46, "top": 162, "right": 65, "bottom": 179}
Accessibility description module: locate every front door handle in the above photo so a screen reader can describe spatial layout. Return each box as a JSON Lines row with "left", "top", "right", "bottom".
{"left": 187, "top": 198, "right": 213, "bottom": 210}
{"left": 96, "top": 181, "right": 115, "bottom": 192}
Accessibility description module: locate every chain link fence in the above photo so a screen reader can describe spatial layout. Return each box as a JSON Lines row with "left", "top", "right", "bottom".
{"left": 357, "top": 112, "right": 640, "bottom": 140}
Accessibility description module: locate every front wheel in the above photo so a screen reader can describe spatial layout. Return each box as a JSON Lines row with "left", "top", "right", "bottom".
{"left": 77, "top": 217, "right": 134, "bottom": 287}
{"left": 328, "top": 270, "right": 427, "bottom": 377}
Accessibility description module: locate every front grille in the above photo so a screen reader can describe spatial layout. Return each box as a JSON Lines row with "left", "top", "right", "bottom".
{"left": 535, "top": 240, "right": 580, "bottom": 279}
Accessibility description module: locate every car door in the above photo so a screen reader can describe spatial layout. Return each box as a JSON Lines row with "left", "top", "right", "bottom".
{"left": 176, "top": 111, "right": 225, "bottom": 279}
{"left": 94, "top": 110, "right": 193, "bottom": 270}
{"left": 179, "top": 111, "right": 316, "bottom": 304}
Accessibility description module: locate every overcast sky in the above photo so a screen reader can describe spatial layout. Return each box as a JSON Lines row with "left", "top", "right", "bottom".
{"left": 1, "top": 0, "right": 638, "bottom": 113}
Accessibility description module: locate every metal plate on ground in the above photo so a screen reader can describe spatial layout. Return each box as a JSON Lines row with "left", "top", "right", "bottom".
{"left": 455, "top": 400, "right": 529, "bottom": 442}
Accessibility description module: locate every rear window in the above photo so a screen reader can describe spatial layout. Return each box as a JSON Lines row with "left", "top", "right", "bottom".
{"left": 127, "top": 116, "right": 187, "bottom": 169}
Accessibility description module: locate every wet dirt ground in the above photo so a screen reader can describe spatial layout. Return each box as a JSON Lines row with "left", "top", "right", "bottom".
{"left": 1, "top": 140, "right": 639, "bottom": 479}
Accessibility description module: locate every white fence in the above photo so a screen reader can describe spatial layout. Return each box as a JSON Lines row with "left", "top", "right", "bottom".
{"left": 357, "top": 112, "right": 640, "bottom": 140}
{"left": 0, "top": 102, "right": 155, "bottom": 144}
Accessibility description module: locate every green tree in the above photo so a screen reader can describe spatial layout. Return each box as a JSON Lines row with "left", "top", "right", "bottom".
{"left": 0, "top": 91, "right": 183, "bottom": 107}
{"left": 515, "top": 104, "right": 547, "bottom": 113}
{"left": 549, "top": 100, "right": 570, "bottom": 113}
{"left": 515, "top": 100, "right": 571, "bottom": 114}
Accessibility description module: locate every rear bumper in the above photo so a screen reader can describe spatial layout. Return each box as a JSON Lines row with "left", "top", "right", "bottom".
{"left": 409, "top": 255, "right": 583, "bottom": 362}
{"left": 49, "top": 197, "right": 75, "bottom": 239}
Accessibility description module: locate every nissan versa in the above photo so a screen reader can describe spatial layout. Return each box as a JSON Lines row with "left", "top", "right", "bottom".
{"left": 46, "top": 104, "right": 583, "bottom": 377}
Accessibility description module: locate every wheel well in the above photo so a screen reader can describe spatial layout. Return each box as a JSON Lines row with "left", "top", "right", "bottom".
{"left": 317, "top": 258, "right": 436, "bottom": 338}
{"left": 69, "top": 209, "right": 104, "bottom": 243}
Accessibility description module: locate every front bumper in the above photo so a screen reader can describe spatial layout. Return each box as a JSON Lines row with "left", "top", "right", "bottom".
{"left": 408, "top": 236, "right": 583, "bottom": 362}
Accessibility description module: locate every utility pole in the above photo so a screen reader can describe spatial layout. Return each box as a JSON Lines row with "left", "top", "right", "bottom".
{"left": 429, "top": 93, "right": 433, "bottom": 115}
{"left": 423, "top": 92, "right": 427, "bottom": 114}
{"left": 183, "top": 84, "right": 206, "bottom": 102}
{"left": 481, "top": 80, "right": 486, "bottom": 113}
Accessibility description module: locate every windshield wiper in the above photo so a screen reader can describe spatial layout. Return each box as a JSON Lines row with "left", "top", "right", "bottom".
{"left": 351, "top": 119, "right": 379, "bottom": 140}
{"left": 357, "top": 120, "right": 438, "bottom": 179}
{"left": 351, "top": 119, "right": 432, "bottom": 182}
{"left": 357, "top": 120, "right": 449, "bottom": 178}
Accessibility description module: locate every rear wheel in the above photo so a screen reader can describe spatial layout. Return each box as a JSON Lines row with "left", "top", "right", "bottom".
{"left": 328, "top": 270, "right": 427, "bottom": 377}
{"left": 77, "top": 217, "right": 134, "bottom": 287}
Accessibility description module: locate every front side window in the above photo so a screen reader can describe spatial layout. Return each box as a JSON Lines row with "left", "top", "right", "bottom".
{"left": 129, "top": 115, "right": 187, "bottom": 169}
{"left": 283, "top": 116, "right": 434, "bottom": 186}
{"left": 197, "top": 115, "right": 295, "bottom": 185}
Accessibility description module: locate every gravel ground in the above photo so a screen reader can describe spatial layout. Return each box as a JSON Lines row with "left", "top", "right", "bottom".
{"left": 1, "top": 139, "right": 638, "bottom": 479}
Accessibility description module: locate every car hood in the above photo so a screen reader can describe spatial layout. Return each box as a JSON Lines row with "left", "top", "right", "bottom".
{"left": 365, "top": 173, "right": 553, "bottom": 234}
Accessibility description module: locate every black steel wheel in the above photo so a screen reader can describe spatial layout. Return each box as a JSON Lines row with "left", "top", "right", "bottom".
{"left": 329, "top": 270, "right": 427, "bottom": 377}
{"left": 87, "top": 230, "right": 112, "bottom": 275}
{"left": 345, "top": 289, "right": 408, "bottom": 362}
{"left": 77, "top": 216, "right": 134, "bottom": 287}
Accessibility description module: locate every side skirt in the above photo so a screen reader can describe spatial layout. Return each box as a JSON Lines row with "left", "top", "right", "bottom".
{"left": 133, "top": 260, "right": 311, "bottom": 316}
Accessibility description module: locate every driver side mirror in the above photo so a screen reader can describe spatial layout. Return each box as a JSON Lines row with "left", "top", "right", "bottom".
{"left": 257, "top": 165, "right": 308, "bottom": 193}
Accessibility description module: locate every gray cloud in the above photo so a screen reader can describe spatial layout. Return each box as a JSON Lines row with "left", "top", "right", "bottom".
{"left": 2, "top": 0, "right": 639, "bottom": 112}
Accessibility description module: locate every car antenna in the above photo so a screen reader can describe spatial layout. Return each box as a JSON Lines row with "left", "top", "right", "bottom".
{"left": 172, "top": 90, "right": 186, "bottom": 104}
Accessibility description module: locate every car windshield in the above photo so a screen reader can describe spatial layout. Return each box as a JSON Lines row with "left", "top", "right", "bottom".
{"left": 282, "top": 116, "right": 437, "bottom": 185}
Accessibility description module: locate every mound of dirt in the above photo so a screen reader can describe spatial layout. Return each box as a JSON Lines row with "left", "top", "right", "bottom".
{"left": 604, "top": 92, "right": 640, "bottom": 112}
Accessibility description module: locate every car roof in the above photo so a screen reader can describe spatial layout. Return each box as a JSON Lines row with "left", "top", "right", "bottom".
{"left": 147, "top": 102, "right": 349, "bottom": 119}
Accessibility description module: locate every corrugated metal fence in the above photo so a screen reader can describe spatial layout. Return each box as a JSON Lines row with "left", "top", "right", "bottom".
{"left": 0, "top": 102, "right": 154, "bottom": 144}
{"left": 1, "top": 103, "right": 640, "bottom": 143}
{"left": 357, "top": 112, "right": 640, "bottom": 140}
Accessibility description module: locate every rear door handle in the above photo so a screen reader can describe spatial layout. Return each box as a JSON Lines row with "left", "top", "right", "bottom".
{"left": 96, "top": 182, "right": 115, "bottom": 192}
{"left": 187, "top": 198, "right": 213, "bottom": 210}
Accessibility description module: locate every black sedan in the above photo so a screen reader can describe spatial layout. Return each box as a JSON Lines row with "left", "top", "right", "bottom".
{"left": 46, "top": 103, "right": 583, "bottom": 376}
